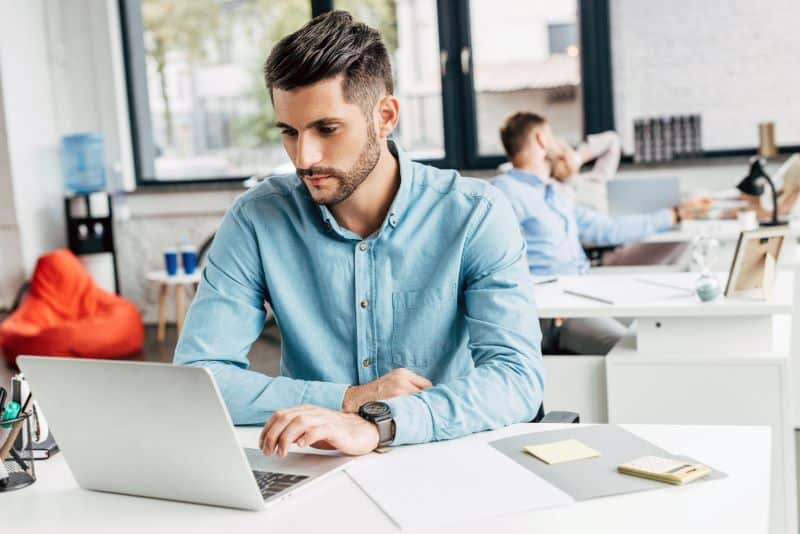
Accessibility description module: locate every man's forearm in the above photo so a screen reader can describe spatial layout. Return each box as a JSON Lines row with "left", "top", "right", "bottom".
{"left": 341, "top": 368, "right": 433, "bottom": 413}
{"left": 384, "top": 352, "right": 544, "bottom": 446}
{"left": 185, "top": 359, "right": 349, "bottom": 424}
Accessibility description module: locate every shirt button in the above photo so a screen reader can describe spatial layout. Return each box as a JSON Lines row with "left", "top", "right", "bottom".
{"left": 358, "top": 242, "right": 368, "bottom": 251}
{"left": 360, "top": 299, "right": 369, "bottom": 309}
{"left": 389, "top": 215, "right": 398, "bottom": 227}
{"left": 362, "top": 358, "right": 372, "bottom": 367}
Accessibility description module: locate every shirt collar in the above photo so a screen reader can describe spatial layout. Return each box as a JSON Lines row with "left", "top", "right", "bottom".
{"left": 507, "top": 167, "right": 558, "bottom": 188}
{"left": 317, "top": 139, "right": 410, "bottom": 238}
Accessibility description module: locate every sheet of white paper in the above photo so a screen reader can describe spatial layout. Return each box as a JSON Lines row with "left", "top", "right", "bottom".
{"left": 562, "top": 276, "right": 695, "bottom": 306}
{"left": 345, "top": 440, "right": 574, "bottom": 530}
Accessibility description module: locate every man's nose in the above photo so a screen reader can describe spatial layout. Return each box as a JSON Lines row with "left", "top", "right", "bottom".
{"left": 296, "top": 133, "right": 323, "bottom": 171}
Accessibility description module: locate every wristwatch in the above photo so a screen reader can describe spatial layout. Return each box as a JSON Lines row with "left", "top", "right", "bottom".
{"left": 358, "top": 401, "right": 395, "bottom": 448}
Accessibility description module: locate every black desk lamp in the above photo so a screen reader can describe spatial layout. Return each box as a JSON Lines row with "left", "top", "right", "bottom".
{"left": 736, "top": 156, "right": 783, "bottom": 226}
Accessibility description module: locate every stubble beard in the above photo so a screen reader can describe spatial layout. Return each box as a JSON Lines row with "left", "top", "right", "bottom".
{"left": 301, "top": 124, "right": 381, "bottom": 206}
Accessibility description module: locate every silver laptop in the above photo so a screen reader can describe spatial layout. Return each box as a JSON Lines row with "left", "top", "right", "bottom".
{"left": 606, "top": 177, "right": 681, "bottom": 215}
{"left": 17, "top": 356, "right": 351, "bottom": 510}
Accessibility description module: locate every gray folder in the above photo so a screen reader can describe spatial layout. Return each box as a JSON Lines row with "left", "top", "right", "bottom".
{"left": 490, "top": 425, "right": 726, "bottom": 501}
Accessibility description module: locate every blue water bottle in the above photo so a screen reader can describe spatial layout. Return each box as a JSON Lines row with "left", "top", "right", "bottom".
{"left": 62, "top": 133, "right": 106, "bottom": 193}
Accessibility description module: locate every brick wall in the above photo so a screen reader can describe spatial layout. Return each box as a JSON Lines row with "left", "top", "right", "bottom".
{"left": 610, "top": 0, "right": 800, "bottom": 154}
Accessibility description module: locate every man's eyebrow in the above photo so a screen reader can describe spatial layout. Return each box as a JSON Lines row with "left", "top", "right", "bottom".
{"left": 274, "top": 118, "right": 344, "bottom": 130}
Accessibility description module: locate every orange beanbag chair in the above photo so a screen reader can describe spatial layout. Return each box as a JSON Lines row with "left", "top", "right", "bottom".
{"left": 0, "top": 249, "right": 144, "bottom": 366}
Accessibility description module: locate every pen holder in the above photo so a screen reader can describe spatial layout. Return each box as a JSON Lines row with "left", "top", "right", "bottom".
{"left": 0, "top": 411, "right": 37, "bottom": 492}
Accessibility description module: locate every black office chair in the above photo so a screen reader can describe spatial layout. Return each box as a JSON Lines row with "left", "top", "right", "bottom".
{"left": 532, "top": 404, "right": 580, "bottom": 424}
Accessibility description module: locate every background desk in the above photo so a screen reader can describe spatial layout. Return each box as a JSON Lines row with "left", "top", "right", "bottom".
{"left": 5, "top": 424, "right": 769, "bottom": 534}
{"left": 534, "top": 272, "right": 794, "bottom": 534}
{"left": 641, "top": 219, "right": 743, "bottom": 244}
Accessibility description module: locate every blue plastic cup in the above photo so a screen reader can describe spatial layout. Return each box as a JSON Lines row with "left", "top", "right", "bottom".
{"left": 164, "top": 247, "right": 178, "bottom": 276}
{"left": 181, "top": 245, "right": 198, "bottom": 275}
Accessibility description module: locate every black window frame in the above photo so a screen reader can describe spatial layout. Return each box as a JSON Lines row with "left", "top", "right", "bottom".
{"left": 121, "top": 0, "right": 800, "bottom": 187}
{"left": 119, "top": 0, "right": 329, "bottom": 187}
{"left": 120, "top": 0, "right": 609, "bottom": 185}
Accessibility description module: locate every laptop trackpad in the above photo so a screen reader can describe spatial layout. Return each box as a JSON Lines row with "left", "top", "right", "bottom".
{"left": 244, "top": 447, "right": 352, "bottom": 477}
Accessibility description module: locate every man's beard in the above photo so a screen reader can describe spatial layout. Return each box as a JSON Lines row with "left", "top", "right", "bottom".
{"left": 297, "top": 125, "right": 381, "bottom": 206}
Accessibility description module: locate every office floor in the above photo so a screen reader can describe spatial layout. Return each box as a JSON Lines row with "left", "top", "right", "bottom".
{"left": 3, "top": 319, "right": 800, "bottom": 512}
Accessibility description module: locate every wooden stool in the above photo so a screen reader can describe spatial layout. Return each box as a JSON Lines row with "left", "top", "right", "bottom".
{"left": 146, "top": 270, "right": 202, "bottom": 342}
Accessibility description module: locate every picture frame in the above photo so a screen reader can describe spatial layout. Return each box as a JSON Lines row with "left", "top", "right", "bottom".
{"left": 724, "top": 225, "right": 789, "bottom": 299}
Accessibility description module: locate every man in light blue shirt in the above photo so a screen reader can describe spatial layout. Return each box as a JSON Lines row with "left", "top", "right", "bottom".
{"left": 492, "top": 112, "right": 708, "bottom": 354}
{"left": 174, "top": 12, "right": 543, "bottom": 457}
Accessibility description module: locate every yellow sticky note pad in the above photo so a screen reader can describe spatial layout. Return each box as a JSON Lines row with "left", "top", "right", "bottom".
{"left": 523, "top": 439, "right": 601, "bottom": 464}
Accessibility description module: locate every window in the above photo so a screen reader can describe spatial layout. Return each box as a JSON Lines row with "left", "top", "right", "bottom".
{"left": 468, "top": 1, "right": 583, "bottom": 157}
{"left": 337, "top": 0, "right": 445, "bottom": 160}
{"left": 610, "top": 0, "right": 800, "bottom": 157}
{"left": 121, "top": 0, "right": 611, "bottom": 183}
{"left": 121, "top": 0, "right": 311, "bottom": 183}
{"left": 548, "top": 23, "right": 578, "bottom": 56}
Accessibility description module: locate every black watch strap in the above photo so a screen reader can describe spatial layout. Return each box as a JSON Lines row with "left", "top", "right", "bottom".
{"left": 358, "top": 401, "right": 395, "bottom": 447}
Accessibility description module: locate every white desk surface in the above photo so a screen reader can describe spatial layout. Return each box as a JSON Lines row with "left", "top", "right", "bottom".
{"left": 642, "top": 219, "right": 744, "bottom": 244}
{"left": 6, "top": 424, "right": 769, "bottom": 534}
{"left": 533, "top": 271, "right": 793, "bottom": 319}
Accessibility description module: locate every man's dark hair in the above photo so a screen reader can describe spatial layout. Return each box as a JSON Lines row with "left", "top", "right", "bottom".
{"left": 499, "top": 112, "right": 548, "bottom": 159}
{"left": 264, "top": 11, "right": 393, "bottom": 114}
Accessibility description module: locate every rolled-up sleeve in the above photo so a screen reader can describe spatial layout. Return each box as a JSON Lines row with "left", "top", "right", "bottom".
{"left": 174, "top": 203, "right": 348, "bottom": 424}
{"left": 385, "top": 190, "right": 544, "bottom": 445}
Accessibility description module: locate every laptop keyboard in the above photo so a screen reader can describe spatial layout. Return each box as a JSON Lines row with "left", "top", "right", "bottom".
{"left": 253, "top": 470, "right": 309, "bottom": 499}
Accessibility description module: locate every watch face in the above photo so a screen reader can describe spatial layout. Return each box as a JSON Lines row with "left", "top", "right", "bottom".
{"left": 362, "top": 402, "right": 390, "bottom": 417}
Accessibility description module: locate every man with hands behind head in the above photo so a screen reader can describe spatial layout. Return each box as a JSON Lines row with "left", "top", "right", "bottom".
{"left": 492, "top": 112, "right": 710, "bottom": 355}
{"left": 174, "top": 12, "right": 544, "bottom": 457}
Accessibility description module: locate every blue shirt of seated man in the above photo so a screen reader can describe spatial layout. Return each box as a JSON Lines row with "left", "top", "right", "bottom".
{"left": 174, "top": 141, "right": 544, "bottom": 447}
{"left": 492, "top": 167, "right": 674, "bottom": 276}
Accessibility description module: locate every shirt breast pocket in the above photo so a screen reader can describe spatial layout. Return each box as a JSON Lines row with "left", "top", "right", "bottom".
{"left": 391, "top": 287, "right": 458, "bottom": 369}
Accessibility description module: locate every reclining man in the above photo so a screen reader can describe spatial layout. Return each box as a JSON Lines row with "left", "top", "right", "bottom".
{"left": 548, "top": 130, "right": 622, "bottom": 211}
{"left": 174, "top": 12, "right": 544, "bottom": 457}
{"left": 492, "top": 112, "right": 710, "bottom": 355}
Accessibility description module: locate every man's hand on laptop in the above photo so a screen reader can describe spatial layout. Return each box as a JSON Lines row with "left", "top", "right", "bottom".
{"left": 341, "top": 368, "right": 432, "bottom": 413}
{"left": 259, "top": 405, "right": 379, "bottom": 457}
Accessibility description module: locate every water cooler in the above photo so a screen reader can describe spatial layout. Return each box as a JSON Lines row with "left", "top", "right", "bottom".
{"left": 64, "top": 192, "right": 119, "bottom": 294}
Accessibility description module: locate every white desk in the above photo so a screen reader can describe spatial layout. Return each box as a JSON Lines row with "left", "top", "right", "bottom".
{"left": 777, "top": 247, "right": 800, "bottom": 429}
{"left": 4, "top": 424, "right": 769, "bottom": 534}
{"left": 642, "top": 219, "right": 744, "bottom": 244}
{"left": 534, "top": 272, "right": 795, "bottom": 534}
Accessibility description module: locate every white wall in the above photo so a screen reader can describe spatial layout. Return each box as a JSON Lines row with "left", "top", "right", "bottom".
{"left": 610, "top": 0, "right": 800, "bottom": 154}
{"left": 0, "top": 0, "right": 134, "bottom": 307}
{"left": 45, "top": 0, "right": 135, "bottom": 192}
{"left": 0, "top": 66, "right": 24, "bottom": 308}
{"left": 0, "top": 0, "right": 63, "bottom": 303}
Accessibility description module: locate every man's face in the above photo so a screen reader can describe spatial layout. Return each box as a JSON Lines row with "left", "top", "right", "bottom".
{"left": 273, "top": 76, "right": 381, "bottom": 206}
{"left": 550, "top": 145, "right": 579, "bottom": 181}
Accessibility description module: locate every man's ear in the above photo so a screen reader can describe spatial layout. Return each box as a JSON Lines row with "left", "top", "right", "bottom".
{"left": 375, "top": 94, "right": 400, "bottom": 139}
{"left": 534, "top": 129, "right": 548, "bottom": 151}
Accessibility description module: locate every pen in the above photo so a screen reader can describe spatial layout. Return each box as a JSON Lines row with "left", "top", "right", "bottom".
{"left": 533, "top": 277, "right": 558, "bottom": 285}
{"left": 635, "top": 278, "right": 694, "bottom": 294}
{"left": 563, "top": 289, "right": 614, "bottom": 305}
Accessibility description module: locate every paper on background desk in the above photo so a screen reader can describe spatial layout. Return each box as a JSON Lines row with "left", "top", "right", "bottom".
{"left": 561, "top": 276, "right": 695, "bottom": 306}
{"left": 345, "top": 439, "right": 573, "bottom": 529}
